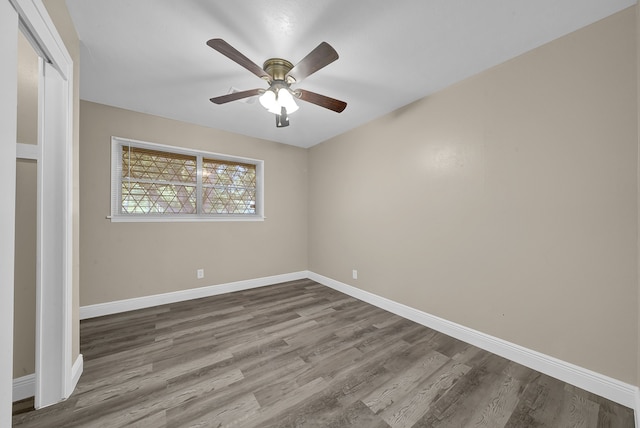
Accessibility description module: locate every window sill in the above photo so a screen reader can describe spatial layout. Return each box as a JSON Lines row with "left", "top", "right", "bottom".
{"left": 107, "top": 215, "right": 265, "bottom": 223}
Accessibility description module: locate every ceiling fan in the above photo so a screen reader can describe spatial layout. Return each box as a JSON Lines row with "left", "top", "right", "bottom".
{"left": 207, "top": 39, "right": 347, "bottom": 128}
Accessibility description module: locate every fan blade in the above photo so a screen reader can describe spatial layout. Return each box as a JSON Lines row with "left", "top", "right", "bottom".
{"left": 207, "top": 38, "right": 270, "bottom": 81}
{"left": 210, "top": 88, "right": 263, "bottom": 104}
{"left": 296, "top": 89, "right": 347, "bottom": 113}
{"left": 286, "top": 42, "right": 338, "bottom": 83}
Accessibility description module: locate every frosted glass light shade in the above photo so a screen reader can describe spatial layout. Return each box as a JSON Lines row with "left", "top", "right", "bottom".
{"left": 259, "top": 87, "right": 299, "bottom": 115}
{"left": 259, "top": 90, "right": 276, "bottom": 110}
{"left": 277, "top": 88, "right": 298, "bottom": 114}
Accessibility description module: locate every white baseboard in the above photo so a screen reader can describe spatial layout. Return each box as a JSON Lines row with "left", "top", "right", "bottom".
{"left": 13, "top": 354, "right": 83, "bottom": 403}
{"left": 12, "top": 373, "right": 35, "bottom": 402}
{"left": 77, "top": 269, "right": 639, "bottom": 420}
{"left": 635, "top": 389, "right": 640, "bottom": 428}
{"left": 308, "top": 271, "right": 639, "bottom": 412}
{"left": 69, "top": 354, "right": 83, "bottom": 396}
{"left": 80, "top": 271, "right": 309, "bottom": 319}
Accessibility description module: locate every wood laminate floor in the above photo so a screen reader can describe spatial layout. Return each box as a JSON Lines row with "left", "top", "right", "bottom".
{"left": 12, "top": 279, "right": 635, "bottom": 427}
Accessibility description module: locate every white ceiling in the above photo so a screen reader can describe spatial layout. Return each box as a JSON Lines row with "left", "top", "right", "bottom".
{"left": 66, "top": 0, "right": 635, "bottom": 148}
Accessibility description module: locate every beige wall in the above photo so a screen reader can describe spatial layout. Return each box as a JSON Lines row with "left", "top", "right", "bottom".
{"left": 43, "top": 0, "right": 81, "bottom": 364}
{"left": 309, "top": 8, "right": 638, "bottom": 384}
{"left": 79, "top": 101, "right": 308, "bottom": 305}
{"left": 13, "top": 157, "right": 36, "bottom": 378}
{"left": 16, "top": 32, "right": 38, "bottom": 147}
{"left": 40, "top": 0, "right": 638, "bottom": 391}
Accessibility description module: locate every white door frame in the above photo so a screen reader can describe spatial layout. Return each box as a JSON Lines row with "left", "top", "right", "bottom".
{"left": 0, "top": 2, "right": 19, "bottom": 424}
{"left": 35, "top": 57, "right": 72, "bottom": 409}
{"left": 7, "top": 0, "right": 75, "bottom": 412}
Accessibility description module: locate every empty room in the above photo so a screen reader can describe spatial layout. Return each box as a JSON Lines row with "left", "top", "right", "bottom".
{"left": 3, "top": 0, "right": 640, "bottom": 427}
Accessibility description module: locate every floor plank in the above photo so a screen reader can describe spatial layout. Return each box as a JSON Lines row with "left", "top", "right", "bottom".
{"left": 12, "top": 279, "right": 635, "bottom": 427}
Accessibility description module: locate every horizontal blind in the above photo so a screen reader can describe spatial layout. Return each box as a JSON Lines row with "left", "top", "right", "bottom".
{"left": 202, "top": 158, "right": 256, "bottom": 214}
{"left": 112, "top": 136, "right": 263, "bottom": 220}
{"left": 121, "top": 145, "right": 197, "bottom": 214}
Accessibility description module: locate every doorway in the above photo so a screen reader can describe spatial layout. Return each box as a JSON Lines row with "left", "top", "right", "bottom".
{"left": 13, "top": 29, "right": 39, "bottom": 404}
{"left": 2, "top": 0, "right": 76, "bottom": 422}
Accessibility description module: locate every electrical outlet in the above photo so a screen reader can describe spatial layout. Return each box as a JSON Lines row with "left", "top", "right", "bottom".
{"left": 352, "top": 270, "right": 358, "bottom": 280}
{"left": 197, "top": 269, "right": 204, "bottom": 279}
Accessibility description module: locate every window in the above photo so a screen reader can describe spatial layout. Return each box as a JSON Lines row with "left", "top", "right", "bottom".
{"left": 111, "top": 137, "right": 264, "bottom": 222}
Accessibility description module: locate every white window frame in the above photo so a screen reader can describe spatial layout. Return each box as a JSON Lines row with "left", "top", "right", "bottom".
{"left": 110, "top": 136, "right": 264, "bottom": 222}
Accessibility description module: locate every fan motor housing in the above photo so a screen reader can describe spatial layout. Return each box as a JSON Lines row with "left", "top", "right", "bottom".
{"left": 263, "top": 58, "right": 294, "bottom": 82}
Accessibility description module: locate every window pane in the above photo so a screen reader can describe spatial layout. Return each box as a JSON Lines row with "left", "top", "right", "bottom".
{"left": 122, "top": 146, "right": 196, "bottom": 183}
{"left": 202, "top": 159, "right": 256, "bottom": 214}
{"left": 121, "top": 146, "right": 197, "bottom": 214}
{"left": 113, "top": 138, "right": 262, "bottom": 220}
{"left": 122, "top": 182, "right": 197, "bottom": 214}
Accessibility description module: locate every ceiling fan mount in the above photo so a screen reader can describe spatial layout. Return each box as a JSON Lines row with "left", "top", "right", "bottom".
{"left": 262, "top": 58, "right": 295, "bottom": 83}
{"left": 207, "top": 38, "right": 347, "bottom": 128}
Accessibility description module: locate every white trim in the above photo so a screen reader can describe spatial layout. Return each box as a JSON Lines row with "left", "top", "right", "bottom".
{"left": 307, "top": 272, "right": 640, "bottom": 411}
{"left": 0, "top": 1, "right": 19, "bottom": 423}
{"left": 19, "top": 356, "right": 81, "bottom": 406}
{"left": 16, "top": 143, "right": 39, "bottom": 160}
{"left": 80, "top": 271, "right": 308, "bottom": 319}
{"left": 10, "top": 0, "right": 71, "bottom": 80}
{"left": 35, "top": 58, "right": 73, "bottom": 409}
{"left": 635, "top": 388, "right": 640, "bottom": 428}
{"left": 12, "top": 374, "right": 35, "bottom": 402}
{"left": 108, "top": 215, "right": 265, "bottom": 223}
{"left": 69, "top": 354, "right": 82, "bottom": 394}
{"left": 10, "top": 357, "right": 75, "bottom": 403}
{"left": 33, "top": 57, "right": 44, "bottom": 409}
{"left": 62, "top": 61, "right": 74, "bottom": 401}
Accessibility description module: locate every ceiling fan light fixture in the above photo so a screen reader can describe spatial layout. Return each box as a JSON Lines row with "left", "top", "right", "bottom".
{"left": 259, "top": 89, "right": 276, "bottom": 110}
{"left": 277, "top": 88, "right": 299, "bottom": 114}
{"left": 267, "top": 103, "right": 282, "bottom": 115}
{"left": 259, "top": 86, "right": 298, "bottom": 115}
{"left": 207, "top": 39, "right": 347, "bottom": 127}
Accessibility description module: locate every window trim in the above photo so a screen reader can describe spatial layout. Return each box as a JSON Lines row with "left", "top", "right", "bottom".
{"left": 110, "top": 136, "right": 264, "bottom": 222}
